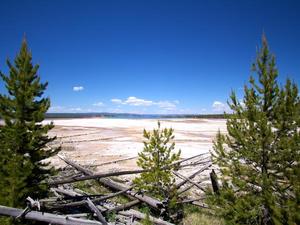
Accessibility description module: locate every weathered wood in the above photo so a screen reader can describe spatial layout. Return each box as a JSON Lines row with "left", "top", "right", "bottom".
{"left": 57, "top": 155, "right": 162, "bottom": 209}
{"left": 178, "top": 197, "right": 205, "bottom": 204}
{"left": 57, "top": 154, "right": 94, "bottom": 175}
{"left": 172, "top": 153, "right": 209, "bottom": 166}
{"left": 190, "top": 202, "right": 209, "bottom": 209}
{"left": 86, "top": 198, "right": 108, "bottom": 225}
{"left": 65, "top": 213, "right": 89, "bottom": 218}
{"left": 50, "top": 169, "right": 147, "bottom": 185}
{"left": 210, "top": 169, "right": 220, "bottom": 195}
{"left": 104, "top": 200, "right": 140, "bottom": 214}
{"left": 49, "top": 186, "right": 134, "bottom": 209}
{"left": 50, "top": 188, "right": 63, "bottom": 199}
{"left": 118, "top": 209, "right": 174, "bottom": 225}
{"left": 39, "top": 197, "right": 59, "bottom": 204}
{"left": 175, "top": 163, "right": 212, "bottom": 189}
{"left": 99, "top": 178, "right": 161, "bottom": 209}
{"left": 177, "top": 160, "right": 211, "bottom": 169}
{"left": 52, "top": 159, "right": 211, "bottom": 186}
{"left": 177, "top": 180, "right": 204, "bottom": 195}
{"left": 173, "top": 171, "right": 206, "bottom": 192}
{"left": 74, "top": 188, "right": 92, "bottom": 196}
{"left": 0, "top": 205, "right": 102, "bottom": 225}
{"left": 53, "top": 153, "right": 211, "bottom": 185}
{"left": 52, "top": 188, "right": 82, "bottom": 197}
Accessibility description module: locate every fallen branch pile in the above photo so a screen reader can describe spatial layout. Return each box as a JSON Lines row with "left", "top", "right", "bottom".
{"left": 0, "top": 152, "right": 213, "bottom": 225}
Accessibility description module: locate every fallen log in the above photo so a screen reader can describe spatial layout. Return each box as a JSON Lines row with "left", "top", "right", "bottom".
{"left": 52, "top": 188, "right": 82, "bottom": 197}
{"left": 175, "top": 163, "right": 212, "bottom": 189}
{"left": 190, "top": 202, "right": 209, "bottom": 209}
{"left": 50, "top": 188, "right": 63, "bottom": 199}
{"left": 86, "top": 198, "right": 108, "bottom": 225}
{"left": 57, "top": 154, "right": 94, "bottom": 175}
{"left": 40, "top": 197, "right": 59, "bottom": 204}
{"left": 104, "top": 200, "right": 140, "bottom": 214}
{"left": 94, "top": 177, "right": 161, "bottom": 209}
{"left": 65, "top": 213, "right": 89, "bottom": 218}
{"left": 52, "top": 155, "right": 211, "bottom": 186}
{"left": 177, "top": 180, "right": 204, "bottom": 195}
{"left": 173, "top": 171, "right": 206, "bottom": 192}
{"left": 177, "top": 159, "right": 211, "bottom": 169}
{"left": 74, "top": 188, "right": 93, "bottom": 196}
{"left": 57, "top": 155, "right": 162, "bottom": 209}
{"left": 178, "top": 197, "right": 205, "bottom": 204}
{"left": 0, "top": 205, "right": 102, "bottom": 225}
{"left": 49, "top": 186, "right": 134, "bottom": 209}
{"left": 50, "top": 169, "right": 147, "bottom": 185}
{"left": 172, "top": 153, "right": 210, "bottom": 166}
{"left": 119, "top": 209, "right": 174, "bottom": 225}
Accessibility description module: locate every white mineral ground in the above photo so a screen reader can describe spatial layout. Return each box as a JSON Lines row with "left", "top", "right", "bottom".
{"left": 44, "top": 118, "right": 227, "bottom": 172}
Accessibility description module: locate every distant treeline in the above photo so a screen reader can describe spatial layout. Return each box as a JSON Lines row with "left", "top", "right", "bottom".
{"left": 45, "top": 113, "right": 226, "bottom": 119}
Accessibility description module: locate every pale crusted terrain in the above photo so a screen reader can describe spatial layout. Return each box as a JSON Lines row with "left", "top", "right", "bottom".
{"left": 45, "top": 118, "right": 227, "bottom": 171}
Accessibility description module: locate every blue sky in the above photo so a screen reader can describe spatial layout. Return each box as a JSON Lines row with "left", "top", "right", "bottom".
{"left": 0, "top": 0, "right": 299, "bottom": 114}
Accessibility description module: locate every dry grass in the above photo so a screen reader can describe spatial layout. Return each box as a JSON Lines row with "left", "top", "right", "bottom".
{"left": 183, "top": 213, "right": 224, "bottom": 225}
{"left": 183, "top": 205, "right": 224, "bottom": 225}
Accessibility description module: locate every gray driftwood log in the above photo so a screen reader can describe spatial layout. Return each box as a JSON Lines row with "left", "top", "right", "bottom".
{"left": 86, "top": 198, "right": 108, "bottom": 225}
{"left": 175, "top": 163, "right": 212, "bottom": 188}
{"left": 51, "top": 153, "right": 210, "bottom": 185}
{"left": 56, "top": 154, "right": 162, "bottom": 209}
{"left": 118, "top": 209, "right": 174, "bottom": 225}
{"left": 0, "top": 205, "right": 102, "bottom": 225}
{"left": 173, "top": 171, "right": 206, "bottom": 192}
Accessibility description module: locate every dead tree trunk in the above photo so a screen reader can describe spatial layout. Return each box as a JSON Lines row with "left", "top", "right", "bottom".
{"left": 57, "top": 155, "right": 162, "bottom": 209}
{"left": 0, "top": 205, "right": 102, "bottom": 225}
{"left": 175, "top": 163, "right": 212, "bottom": 189}
{"left": 50, "top": 169, "right": 147, "bottom": 185}
{"left": 177, "top": 180, "right": 203, "bottom": 195}
{"left": 119, "top": 209, "right": 174, "bottom": 225}
{"left": 209, "top": 169, "right": 220, "bottom": 195}
{"left": 86, "top": 198, "right": 107, "bottom": 225}
{"left": 173, "top": 171, "right": 206, "bottom": 192}
{"left": 49, "top": 186, "right": 134, "bottom": 209}
{"left": 103, "top": 200, "right": 140, "bottom": 214}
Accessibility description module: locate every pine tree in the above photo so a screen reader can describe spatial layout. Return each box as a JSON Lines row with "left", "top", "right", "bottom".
{"left": 134, "top": 121, "right": 181, "bottom": 199}
{"left": 207, "top": 35, "right": 300, "bottom": 225}
{"left": 134, "top": 122, "right": 182, "bottom": 222}
{"left": 0, "top": 39, "right": 60, "bottom": 219}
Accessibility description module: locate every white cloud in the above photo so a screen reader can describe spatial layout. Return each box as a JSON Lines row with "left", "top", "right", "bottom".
{"left": 111, "top": 98, "right": 123, "bottom": 104}
{"left": 73, "top": 86, "right": 84, "bottom": 91}
{"left": 124, "top": 96, "right": 153, "bottom": 106}
{"left": 93, "top": 102, "right": 104, "bottom": 107}
{"left": 212, "top": 101, "right": 227, "bottom": 112}
{"left": 111, "top": 96, "right": 179, "bottom": 110}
